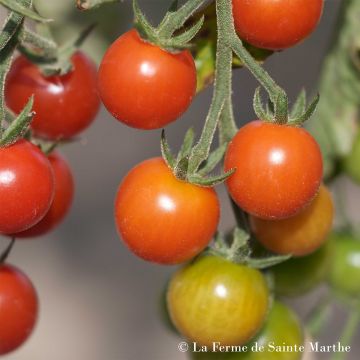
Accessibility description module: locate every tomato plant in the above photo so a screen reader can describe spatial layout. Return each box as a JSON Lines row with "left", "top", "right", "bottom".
{"left": 224, "top": 121, "right": 323, "bottom": 220}
{"left": 0, "top": 264, "right": 38, "bottom": 355}
{"left": 250, "top": 185, "right": 333, "bottom": 256}
{"left": 6, "top": 52, "right": 100, "bottom": 140}
{"left": 114, "top": 158, "right": 220, "bottom": 264}
{"left": 0, "top": 140, "right": 54, "bottom": 234}
{"left": 328, "top": 233, "right": 360, "bottom": 298}
{"left": 232, "top": 0, "right": 324, "bottom": 50}
{"left": 98, "top": 29, "right": 197, "bottom": 130}
{"left": 191, "top": 301, "right": 303, "bottom": 360}
{"left": 167, "top": 255, "right": 269, "bottom": 346}
{"left": 15, "top": 152, "right": 74, "bottom": 238}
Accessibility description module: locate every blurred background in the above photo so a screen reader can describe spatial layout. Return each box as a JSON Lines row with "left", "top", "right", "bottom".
{"left": 1, "top": 0, "right": 359, "bottom": 359}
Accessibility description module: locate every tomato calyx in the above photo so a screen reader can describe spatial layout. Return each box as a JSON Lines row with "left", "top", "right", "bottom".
{"left": 0, "top": 238, "right": 15, "bottom": 265}
{"left": 253, "top": 87, "right": 320, "bottom": 126}
{"left": 161, "top": 129, "right": 235, "bottom": 186}
{"left": 133, "top": 0, "right": 205, "bottom": 53}
{"left": 209, "top": 227, "right": 291, "bottom": 269}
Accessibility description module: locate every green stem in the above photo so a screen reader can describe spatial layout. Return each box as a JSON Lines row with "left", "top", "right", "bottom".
{"left": 331, "top": 309, "right": 360, "bottom": 360}
{"left": 218, "top": 84, "right": 237, "bottom": 145}
{"left": 158, "top": 0, "right": 208, "bottom": 38}
{"left": 188, "top": 0, "right": 232, "bottom": 174}
{"left": 306, "top": 295, "right": 332, "bottom": 338}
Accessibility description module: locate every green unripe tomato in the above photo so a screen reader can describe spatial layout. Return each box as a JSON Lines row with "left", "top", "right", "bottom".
{"left": 191, "top": 301, "right": 304, "bottom": 359}
{"left": 344, "top": 132, "right": 360, "bottom": 184}
{"left": 328, "top": 233, "right": 360, "bottom": 298}
{"left": 271, "top": 240, "right": 334, "bottom": 297}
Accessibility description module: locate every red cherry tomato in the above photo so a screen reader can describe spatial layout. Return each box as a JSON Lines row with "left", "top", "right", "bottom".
{"left": 224, "top": 121, "right": 323, "bottom": 220}
{"left": 0, "top": 264, "right": 38, "bottom": 355}
{"left": 0, "top": 140, "right": 54, "bottom": 234}
{"left": 6, "top": 52, "right": 100, "bottom": 140}
{"left": 114, "top": 158, "right": 220, "bottom": 264}
{"left": 232, "top": 0, "right": 324, "bottom": 50}
{"left": 98, "top": 29, "right": 197, "bottom": 130}
{"left": 251, "top": 185, "right": 334, "bottom": 257}
{"left": 15, "top": 152, "right": 74, "bottom": 238}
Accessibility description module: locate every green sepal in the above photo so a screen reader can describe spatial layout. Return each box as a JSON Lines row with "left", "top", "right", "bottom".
{"left": 176, "top": 127, "right": 195, "bottom": 163}
{"left": 246, "top": 253, "right": 292, "bottom": 269}
{"left": 187, "top": 167, "right": 235, "bottom": 187}
{"left": 198, "top": 143, "right": 227, "bottom": 176}
{"left": 133, "top": 0, "right": 157, "bottom": 43}
{"left": 289, "top": 94, "right": 320, "bottom": 126}
{"left": 174, "top": 156, "right": 189, "bottom": 181}
{"left": 229, "top": 227, "right": 251, "bottom": 259}
{"left": 0, "top": 96, "right": 34, "bottom": 147}
{"left": 160, "top": 130, "right": 176, "bottom": 169}
{"left": 253, "top": 87, "right": 272, "bottom": 121}
{"left": 290, "top": 88, "right": 306, "bottom": 119}
{"left": 0, "top": 238, "right": 15, "bottom": 264}
{"left": 0, "top": 11, "right": 23, "bottom": 52}
{"left": 0, "top": 0, "right": 52, "bottom": 22}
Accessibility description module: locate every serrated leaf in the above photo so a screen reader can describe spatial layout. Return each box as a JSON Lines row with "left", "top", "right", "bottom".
{"left": 290, "top": 94, "right": 320, "bottom": 126}
{"left": 246, "top": 254, "right": 292, "bottom": 269}
{"left": 291, "top": 88, "right": 306, "bottom": 119}
{"left": 0, "top": 0, "right": 52, "bottom": 22}
{"left": 198, "top": 143, "right": 227, "bottom": 176}
{"left": 160, "top": 130, "right": 175, "bottom": 169}
{"left": 177, "top": 127, "right": 195, "bottom": 163}
{"left": 0, "top": 96, "right": 34, "bottom": 147}
{"left": 188, "top": 168, "right": 235, "bottom": 187}
{"left": 169, "top": 15, "right": 204, "bottom": 47}
{"left": 253, "top": 87, "right": 269, "bottom": 121}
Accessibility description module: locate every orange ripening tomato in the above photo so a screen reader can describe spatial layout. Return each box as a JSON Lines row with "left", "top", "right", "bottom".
{"left": 232, "top": 0, "right": 324, "bottom": 50}
{"left": 114, "top": 158, "right": 220, "bottom": 264}
{"left": 0, "top": 264, "right": 38, "bottom": 355}
{"left": 6, "top": 52, "right": 100, "bottom": 140}
{"left": 224, "top": 121, "right": 323, "bottom": 220}
{"left": 98, "top": 29, "right": 197, "bottom": 130}
{"left": 251, "top": 185, "right": 334, "bottom": 256}
{"left": 15, "top": 152, "right": 74, "bottom": 238}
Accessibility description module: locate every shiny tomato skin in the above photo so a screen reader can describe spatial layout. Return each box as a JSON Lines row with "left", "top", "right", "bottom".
{"left": 251, "top": 185, "right": 334, "bottom": 256}
{"left": 6, "top": 52, "right": 100, "bottom": 140}
{"left": 167, "top": 255, "right": 269, "bottom": 346}
{"left": 328, "top": 233, "right": 360, "bottom": 298}
{"left": 224, "top": 121, "right": 323, "bottom": 220}
{"left": 15, "top": 152, "right": 74, "bottom": 238}
{"left": 0, "top": 140, "right": 54, "bottom": 234}
{"left": 114, "top": 158, "right": 219, "bottom": 264}
{"left": 0, "top": 264, "right": 38, "bottom": 355}
{"left": 232, "top": 0, "right": 324, "bottom": 50}
{"left": 192, "top": 301, "right": 303, "bottom": 359}
{"left": 98, "top": 29, "right": 197, "bottom": 129}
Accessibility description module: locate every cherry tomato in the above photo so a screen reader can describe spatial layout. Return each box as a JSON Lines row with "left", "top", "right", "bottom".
{"left": 0, "top": 140, "right": 54, "bottom": 234}
{"left": 271, "top": 240, "right": 334, "bottom": 297}
{"left": 232, "top": 0, "right": 324, "bottom": 50}
{"left": 98, "top": 29, "right": 197, "bottom": 129}
{"left": 344, "top": 132, "right": 360, "bottom": 184}
{"left": 224, "top": 121, "right": 323, "bottom": 220}
{"left": 15, "top": 152, "right": 74, "bottom": 238}
{"left": 251, "top": 185, "right": 333, "bottom": 256}
{"left": 114, "top": 158, "right": 219, "bottom": 264}
{"left": 191, "top": 301, "right": 303, "bottom": 360}
{"left": 328, "top": 233, "right": 360, "bottom": 298}
{"left": 0, "top": 264, "right": 38, "bottom": 355}
{"left": 6, "top": 52, "right": 100, "bottom": 140}
{"left": 167, "top": 255, "right": 269, "bottom": 346}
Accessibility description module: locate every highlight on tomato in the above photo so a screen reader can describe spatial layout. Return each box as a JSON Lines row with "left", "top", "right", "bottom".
{"left": 328, "top": 232, "right": 360, "bottom": 298}
{"left": 98, "top": 29, "right": 197, "bottom": 130}
{"left": 232, "top": 0, "right": 324, "bottom": 50}
{"left": 250, "top": 185, "right": 334, "bottom": 256}
{"left": 0, "top": 140, "right": 55, "bottom": 234}
{"left": 0, "top": 264, "right": 38, "bottom": 355}
{"left": 191, "top": 301, "right": 304, "bottom": 360}
{"left": 6, "top": 52, "right": 100, "bottom": 140}
{"left": 114, "top": 158, "right": 220, "bottom": 264}
{"left": 15, "top": 152, "right": 74, "bottom": 238}
{"left": 224, "top": 120, "right": 323, "bottom": 220}
{"left": 166, "top": 255, "right": 269, "bottom": 346}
